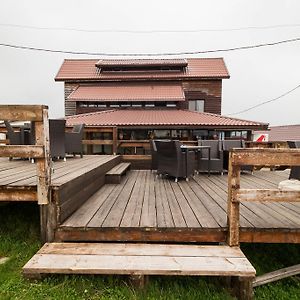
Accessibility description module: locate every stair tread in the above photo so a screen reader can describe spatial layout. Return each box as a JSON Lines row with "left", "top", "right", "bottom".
{"left": 106, "top": 162, "right": 131, "bottom": 175}
{"left": 23, "top": 243, "right": 255, "bottom": 277}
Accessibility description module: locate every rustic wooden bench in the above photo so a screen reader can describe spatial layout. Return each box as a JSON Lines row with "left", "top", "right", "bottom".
{"left": 105, "top": 162, "right": 131, "bottom": 184}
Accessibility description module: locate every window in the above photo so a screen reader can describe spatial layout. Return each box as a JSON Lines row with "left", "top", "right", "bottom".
{"left": 188, "top": 100, "right": 204, "bottom": 112}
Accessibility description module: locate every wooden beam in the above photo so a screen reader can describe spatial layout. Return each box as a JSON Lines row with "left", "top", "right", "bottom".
{"left": 0, "top": 145, "right": 44, "bottom": 158}
{"left": 0, "top": 105, "right": 47, "bottom": 121}
{"left": 253, "top": 264, "right": 300, "bottom": 287}
{"left": 82, "top": 140, "right": 113, "bottom": 145}
{"left": 0, "top": 189, "right": 37, "bottom": 201}
{"left": 112, "top": 127, "right": 117, "bottom": 155}
{"left": 121, "top": 155, "right": 151, "bottom": 160}
{"left": 231, "top": 148, "right": 300, "bottom": 166}
{"left": 237, "top": 189, "right": 300, "bottom": 202}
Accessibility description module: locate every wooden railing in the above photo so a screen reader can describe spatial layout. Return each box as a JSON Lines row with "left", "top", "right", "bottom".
{"left": 227, "top": 148, "right": 300, "bottom": 246}
{"left": 0, "top": 105, "right": 51, "bottom": 205}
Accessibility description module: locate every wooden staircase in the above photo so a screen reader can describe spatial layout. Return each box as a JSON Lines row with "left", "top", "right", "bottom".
{"left": 23, "top": 242, "right": 255, "bottom": 299}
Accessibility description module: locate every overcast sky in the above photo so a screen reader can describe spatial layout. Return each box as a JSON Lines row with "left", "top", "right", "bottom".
{"left": 0, "top": 0, "right": 299, "bottom": 126}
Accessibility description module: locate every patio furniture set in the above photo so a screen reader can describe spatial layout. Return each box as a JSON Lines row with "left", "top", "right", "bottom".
{"left": 150, "top": 139, "right": 257, "bottom": 182}
{"left": 4, "top": 120, "right": 85, "bottom": 160}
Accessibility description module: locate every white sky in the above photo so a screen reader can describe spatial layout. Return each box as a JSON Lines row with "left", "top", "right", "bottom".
{"left": 0, "top": 0, "right": 299, "bottom": 126}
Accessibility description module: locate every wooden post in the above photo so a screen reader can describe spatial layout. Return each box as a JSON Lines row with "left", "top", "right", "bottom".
{"left": 35, "top": 107, "right": 51, "bottom": 205}
{"left": 227, "top": 150, "right": 240, "bottom": 246}
{"left": 34, "top": 107, "right": 51, "bottom": 242}
{"left": 112, "top": 127, "right": 117, "bottom": 155}
{"left": 231, "top": 276, "right": 254, "bottom": 300}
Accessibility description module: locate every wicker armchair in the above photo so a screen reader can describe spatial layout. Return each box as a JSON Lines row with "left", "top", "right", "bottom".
{"left": 65, "top": 124, "right": 85, "bottom": 157}
{"left": 197, "top": 140, "right": 223, "bottom": 174}
{"left": 4, "top": 121, "right": 23, "bottom": 145}
{"left": 287, "top": 141, "right": 300, "bottom": 180}
{"left": 155, "top": 140, "right": 195, "bottom": 182}
{"left": 49, "top": 119, "right": 66, "bottom": 160}
{"left": 222, "top": 140, "right": 253, "bottom": 172}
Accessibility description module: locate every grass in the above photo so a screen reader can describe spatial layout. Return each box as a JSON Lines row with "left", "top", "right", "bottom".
{"left": 0, "top": 203, "right": 299, "bottom": 300}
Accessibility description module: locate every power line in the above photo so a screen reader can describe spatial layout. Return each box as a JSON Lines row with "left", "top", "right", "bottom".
{"left": 1, "top": 23, "right": 300, "bottom": 34}
{"left": 0, "top": 36, "right": 300, "bottom": 57}
{"left": 226, "top": 83, "right": 300, "bottom": 116}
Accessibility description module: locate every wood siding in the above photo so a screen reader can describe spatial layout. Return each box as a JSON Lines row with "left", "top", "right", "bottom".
{"left": 183, "top": 80, "right": 222, "bottom": 114}
{"left": 64, "top": 83, "right": 78, "bottom": 116}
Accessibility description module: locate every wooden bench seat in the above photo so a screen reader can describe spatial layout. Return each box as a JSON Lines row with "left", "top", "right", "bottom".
{"left": 105, "top": 162, "right": 131, "bottom": 184}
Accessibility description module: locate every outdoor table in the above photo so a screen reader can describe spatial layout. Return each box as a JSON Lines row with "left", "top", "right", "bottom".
{"left": 180, "top": 145, "right": 211, "bottom": 176}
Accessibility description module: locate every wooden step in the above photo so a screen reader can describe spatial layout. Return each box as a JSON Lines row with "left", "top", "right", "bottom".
{"left": 23, "top": 242, "right": 255, "bottom": 277}
{"left": 105, "top": 162, "right": 131, "bottom": 184}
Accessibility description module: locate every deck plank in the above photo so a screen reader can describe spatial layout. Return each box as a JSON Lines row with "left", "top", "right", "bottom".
{"left": 140, "top": 171, "right": 157, "bottom": 227}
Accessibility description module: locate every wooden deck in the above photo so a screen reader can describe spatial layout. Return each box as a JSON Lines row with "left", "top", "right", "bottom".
{"left": 57, "top": 169, "right": 300, "bottom": 244}
{"left": 0, "top": 155, "right": 117, "bottom": 190}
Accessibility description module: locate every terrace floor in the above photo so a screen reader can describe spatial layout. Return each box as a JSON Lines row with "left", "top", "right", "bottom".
{"left": 57, "top": 169, "right": 300, "bottom": 244}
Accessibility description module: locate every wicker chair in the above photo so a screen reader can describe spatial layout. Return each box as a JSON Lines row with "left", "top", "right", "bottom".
{"left": 65, "top": 124, "right": 85, "bottom": 157}
{"left": 149, "top": 139, "right": 158, "bottom": 171}
{"left": 222, "top": 140, "right": 253, "bottom": 173}
{"left": 49, "top": 119, "right": 66, "bottom": 160}
{"left": 4, "top": 121, "right": 23, "bottom": 145}
{"left": 197, "top": 140, "right": 223, "bottom": 174}
{"left": 155, "top": 140, "right": 195, "bottom": 182}
{"left": 287, "top": 141, "right": 300, "bottom": 180}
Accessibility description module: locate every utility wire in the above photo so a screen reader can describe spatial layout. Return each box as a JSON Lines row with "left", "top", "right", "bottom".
{"left": 226, "top": 83, "right": 300, "bottom": 116}
{"left": 1, "top": 23, "right": 300, "bottom": 33}
{"left": 0, "top": 37, "right": 300, "bottom": 56}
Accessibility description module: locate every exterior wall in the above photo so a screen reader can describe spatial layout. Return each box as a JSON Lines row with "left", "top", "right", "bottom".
{"left": 182, "top": 80, "right": 222, "bottom": 114}
{"left": 65, "top": 83, "right": 78, "bottom": 116}
{"left": 64, "top": 79, "right": 223, "bottom": 116}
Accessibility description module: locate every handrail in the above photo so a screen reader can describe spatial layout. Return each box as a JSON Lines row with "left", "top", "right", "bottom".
{"left": 0, "top": 105, "right": 51, "bottom": 205}
{"left": 227, "top": 148, "right": 300, "bottom": 246}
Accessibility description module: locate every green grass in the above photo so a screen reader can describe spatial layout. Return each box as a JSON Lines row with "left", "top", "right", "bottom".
{"left": 0, "top": 203, "right": 299, "bottom": 300}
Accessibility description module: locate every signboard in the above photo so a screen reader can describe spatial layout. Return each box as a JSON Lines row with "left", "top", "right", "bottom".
{"left": 253, "top": 133, "right": 269, "bottom": 142}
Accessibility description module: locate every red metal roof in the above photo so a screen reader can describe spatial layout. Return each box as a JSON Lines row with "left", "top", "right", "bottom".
{"left": 96, "top": 59, "right": 188, "bottom": 68}
{"left": 67, "top": 83, "right": 185, "bottom": 102}
{"left": 55, "top": 58, "right": 229, "bottom": 81}
{"left": 254, "top": 124, "right": 300, "bottom": 141}
{"left": 66, "top": 109, "right": 267, "bottom": 128}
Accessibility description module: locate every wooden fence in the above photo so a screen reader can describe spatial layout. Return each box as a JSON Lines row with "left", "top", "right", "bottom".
{"left": 0, "top": 105, "right": 51, "bottom": 205}
{"left": 227, "top": 148, "right": 300, "bottom": 246}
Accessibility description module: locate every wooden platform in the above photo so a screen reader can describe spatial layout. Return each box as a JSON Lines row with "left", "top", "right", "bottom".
{"left": 23, "top": 242, "right": 255, "bottom": 277}
{"left": 58, "top": 169, "right": 300, "bottom": 244}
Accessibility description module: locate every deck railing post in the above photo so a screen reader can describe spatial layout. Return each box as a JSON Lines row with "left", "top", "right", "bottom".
{"left": 35, "top": 107, "right": 51, "bottom": 205}
{"left": 227, "top": 150, "right": 240, "bottom": 246}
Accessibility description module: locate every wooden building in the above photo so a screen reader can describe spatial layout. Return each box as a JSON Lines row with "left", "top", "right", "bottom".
{"left": 55, "top": 58, "right": 230, "bottom": 116}
{"left": 55, "top": 58, "right": 268, "bottom": 156}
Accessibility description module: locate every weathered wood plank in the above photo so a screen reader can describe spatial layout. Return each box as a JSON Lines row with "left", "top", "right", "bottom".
{"left": 231, "top": 148, "right": 300, "bottom": 166}
{"left": 0, "top": 145, "right": 44, "bottom": 158}
{"left": 0, "top": 105, "right": 46, "bottom": 121}
{"left": 0, "top": 189, "right": 37, "bottom": 201}
{"left": 237, "top": 189, "right": 300, "bottom": 202}
{"left": 39, "top": 243, "right": 245, "bottom": 257}
{"left": 253, "top": 264, "right": 300, "bottom": 287}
